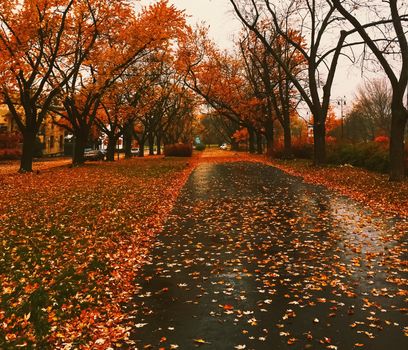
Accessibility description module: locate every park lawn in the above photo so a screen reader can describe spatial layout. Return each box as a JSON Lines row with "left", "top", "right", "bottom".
{"left": 0, "top": 157, "right": 196, "bottom": 348}
{"left": 264, "top": 158, "right": 408, "bottom": 218}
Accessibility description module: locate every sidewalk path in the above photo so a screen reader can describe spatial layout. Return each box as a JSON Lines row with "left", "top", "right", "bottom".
{"left": 127, "top": 160, "right": 407, "bottom": 349}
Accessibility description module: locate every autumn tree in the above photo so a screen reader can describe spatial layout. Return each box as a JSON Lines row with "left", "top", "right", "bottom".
{"left": 238, "top": 26, "right": 305, "bottom": 156}
{"left": 355, "top": 79, "right": 392, "bottom": 138}
{"left": 200, "top": 112, "right": 240, "bottom": 146}
{"left": 52, "top": 0, "right": 186, "bottom": 165}
{"left": 51, "top": 0, "right": 133, "bottom": 164}
{"left": 94, "top": 85, "right": 130, "bottom": 161}
{"left": 331, "top": 0, "right": 408, "bottom": 180}
{"left": 120, "top": 48, "right": 186, "bottom": 157}
{"left": 230, "top": 0, "right": 353, "bottom": 164}
{"left": 161, "top": 85, "right": 198, "bottom": 146}
{"left": 180, "top": 27, "right": 261, "bottom": 152}
{"left": 131, "top": 85, "right": 163, "bottom": 157}
{"left": 0, "top": 0, "right": 98, "bottom": 172}
{"left": 113, "top": 52, "right": 166, "bottom": 158}
{"left": 130, "top": 80, "right": 197, "bottom": 156}
{"left": 140, "top": 53, "right": 189, "bottom": 155}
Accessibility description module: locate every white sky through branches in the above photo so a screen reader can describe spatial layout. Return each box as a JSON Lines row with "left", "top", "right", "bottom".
{"left": 138, "top": 0, "right": 387, "bottom": 113}
{"left": 139, "top": 0, "right": 240, "bottom": 49}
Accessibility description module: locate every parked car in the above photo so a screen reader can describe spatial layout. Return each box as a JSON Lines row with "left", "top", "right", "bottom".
{"left": 84, "top": 149, "right": 105, "bottom": 161}
{"left": 220, "top": 143, "right": 228, "bottom": 150}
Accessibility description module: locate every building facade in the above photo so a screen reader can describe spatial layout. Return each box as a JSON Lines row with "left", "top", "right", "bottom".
{"left": 0, "top": 105, "right": 66, "bottom": 156}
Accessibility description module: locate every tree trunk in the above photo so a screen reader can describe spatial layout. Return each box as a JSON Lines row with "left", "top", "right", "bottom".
{"left": 313, "top": 121, "right": 326, "bottom": 165}
{"left": 389, "top": 102, "right": 407, "bottom": 181}
{"left": 123, "top": 125, "right": 132, "bottom": 159}
{"left": 148, "top": 133, "right": 154, "bottom": 155}
{"left": 106, "top": 136, "right": 117, "bottom": 162}
{"left": 19, "top": 130, "right": 37, "bottom": 172}
{"left": 256, "top": 132, "right": 263, "bottom": 154}
{"left": 72, "top": 133, "right": 87, "bottom": 165}
{"left": 156, "top": 133, "right": 162, "bottom": 155}
{"left": 248, "top": 127, "right": 255, "bottom": 154}
{"left": 282, "top": 120, "right": 293, "bottom": 159}
{"left": 231, "top": 140, "right": 239, "bottom": 151}
{"left": 265, "top": 120, "right": 274, "bottom": 157}
{"left": 138, "top": 140, "right": 145, "bottom": 157}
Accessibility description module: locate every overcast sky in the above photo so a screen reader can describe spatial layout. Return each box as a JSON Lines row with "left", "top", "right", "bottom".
{"left": 138, "top": 0, "right": 380, "bottom": 112}
{"left": 139, "top": 0, "right": 240, "bottom": 49}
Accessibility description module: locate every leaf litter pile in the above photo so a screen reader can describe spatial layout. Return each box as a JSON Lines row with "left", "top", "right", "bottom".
{"left": 0, "top": 157, "right": 196, "bottom": 348}
{"left": 127, "top": 161, "right": 407, "bottom": 349}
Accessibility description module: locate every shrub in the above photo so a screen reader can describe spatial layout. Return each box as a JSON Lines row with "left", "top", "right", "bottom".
{"left": 273, "top": 139, "right": 407, "bottom": 175}
{"left": 195, "top": 143, "right": 206, "bottom": 151}
{"left": 0, "top": 148, "right": 22, "bottom": 160}
{"left": 291, "top": 142, "right": 314, "bottom": 159}
{"left": 0, "top": 131, "right": 22, "bottom": 160}
{"left": 374, "top": 135, "right": 389, "bottom": 144}
{"left": 274, "top": 142, "right": 313, "bottom": 159}
{"left": 326, "top": 136, "right": 337, "bottom": 144}
{"left": 0, "top": 131, "right": 21, "bottom": 148}
{"left": 327, "top": 142, "right": 390, "bottom": 173}
{"left": 164, "top": 143, "right": 193, "bottom": 157}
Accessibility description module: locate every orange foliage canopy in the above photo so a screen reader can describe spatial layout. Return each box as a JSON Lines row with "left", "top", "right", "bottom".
{"left": 232, "top": 128, "right": 249, "bottom": 143}
{"left": 0, "top": 0, "right": 187, "bottom": 168}
{"left": 179, "top": 26, "right": 260, "bottom": 125}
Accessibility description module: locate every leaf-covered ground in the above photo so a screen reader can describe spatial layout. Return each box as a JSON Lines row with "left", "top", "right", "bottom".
{"left": 1, "top": 151, "right": 407, "bottom": 349}
{"left": 0, "top": 157, "right": 197, "bottom": 348}
{"left": 261, "top": 158, "right": 408, "bottom": 218}
{"left": 0, "top": 158, "right": 72, "bottom": 176}
{"left": 126, "top": 159, "right": 407, "bottom": 350}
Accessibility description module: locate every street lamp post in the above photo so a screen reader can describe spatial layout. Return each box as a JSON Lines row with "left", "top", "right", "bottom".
{"left": 117, "top": 138, "right": 120, "bottom": 161}
{"left": 336, "top": 96, "right": 347, "bottom": 139}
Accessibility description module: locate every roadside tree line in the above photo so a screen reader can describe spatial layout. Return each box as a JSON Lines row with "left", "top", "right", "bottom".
{"left": 0, "top": 0, "right": 196, "bottom": 171}
{"left": 1, "top": 0, "right": 406, "bottom": 180}
{"left": 230, "top": 0, "right": 407, "bottom": 181}
{"left": 181, "top": 0, "right": 407, "bottom": 181}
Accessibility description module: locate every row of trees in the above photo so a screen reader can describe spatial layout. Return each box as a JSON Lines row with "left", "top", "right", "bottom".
{"left": 226, "top": 0, "right": 407, "bottom": 181}
{"left": 175, "top": 0, "right": 408, "bottom": 180}
{"left": 179, "top": 25, "right": 305, "bottom": 156}
{"left": 0, "top": 0, "right": 196, "bottom": 171}
{"left": 185, "top": 0, "right": 406, "bottom": 180}
{"left": 1, "top": 0, "right": 406, "bottom": 180}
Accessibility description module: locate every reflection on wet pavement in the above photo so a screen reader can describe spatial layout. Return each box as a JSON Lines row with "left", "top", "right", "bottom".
{"left": 127, "top": 162, "right": 407, "bottom": 350}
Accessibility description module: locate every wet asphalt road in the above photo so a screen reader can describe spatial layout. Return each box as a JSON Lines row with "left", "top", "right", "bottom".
{"left": 127, "top": 161, "right": 407, "bottom": 350}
